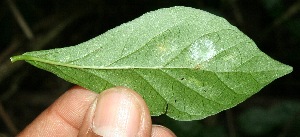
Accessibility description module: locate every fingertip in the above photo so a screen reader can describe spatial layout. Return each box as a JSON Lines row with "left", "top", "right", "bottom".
{"left": 79, "top": 87, "right": 152, "bottom": 137}
{"left": 18, "top": 86, "right": 98, "bottom": 137}
{"left": 151, "top": 125, "right": 176, "bottom": 137}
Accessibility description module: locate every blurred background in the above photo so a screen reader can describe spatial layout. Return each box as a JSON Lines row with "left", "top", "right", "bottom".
{"left": 0, "top": 0, "right": 299, "bottom": 136}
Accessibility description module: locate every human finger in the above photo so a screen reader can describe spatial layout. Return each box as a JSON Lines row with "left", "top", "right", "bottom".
{"left": 151, "top": 125, "right": 176, "bottom": 137}
{"left": 18, "top": 86, "right": 97, "bottom": 137}
{"left": 78, "top": 86, "right": 152, "bottom": 137}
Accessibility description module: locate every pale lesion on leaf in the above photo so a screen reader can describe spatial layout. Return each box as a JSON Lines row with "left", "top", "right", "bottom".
{"left": 157, "top": 44, "right": 167, "bottom": 52}
{"left": 193, "top": 64, "right": 202, "bottom": 70}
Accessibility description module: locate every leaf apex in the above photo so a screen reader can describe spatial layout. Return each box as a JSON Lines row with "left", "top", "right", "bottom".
{"left": 286, "top": 65, "right": 293, "bottom": 74}
{"left": 10, "top": 55, "right": 25, "bottom": 63}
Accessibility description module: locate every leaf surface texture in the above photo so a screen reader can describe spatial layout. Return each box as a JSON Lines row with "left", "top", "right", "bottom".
{"left": 11, "top": 6, "right": 292, "bottom": 120}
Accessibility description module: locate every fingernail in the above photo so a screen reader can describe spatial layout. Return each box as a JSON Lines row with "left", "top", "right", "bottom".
{"left": 92, "top": 87, "right": 142, "bottom": 137}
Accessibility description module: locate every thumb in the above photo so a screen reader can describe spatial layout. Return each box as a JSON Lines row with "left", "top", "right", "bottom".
{"left": 78, "top": 87, "right": 152, "bottom": 137}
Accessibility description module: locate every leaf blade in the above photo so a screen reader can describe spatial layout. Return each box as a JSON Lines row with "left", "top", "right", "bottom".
{"left": 11, "top": 6, "right": 293, "bottom": 120}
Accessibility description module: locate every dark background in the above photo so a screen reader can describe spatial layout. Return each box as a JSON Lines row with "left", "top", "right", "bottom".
{"left": 0, "top": 0, "right": 299, "bottom": 136}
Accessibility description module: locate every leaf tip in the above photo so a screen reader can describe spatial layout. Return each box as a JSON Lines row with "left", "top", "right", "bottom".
{"left": 286, "top": 65, "right": 293, "bottom": 74}
{"left": 278, "top": 64, "right": 293, "bottom": 79}
{"left": 10, "top": 55, "right": 25, "bottom": 63}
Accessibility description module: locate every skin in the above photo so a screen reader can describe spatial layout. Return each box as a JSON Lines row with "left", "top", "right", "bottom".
{"left": 18, "top": 86, "right": 176, "bottom": 137}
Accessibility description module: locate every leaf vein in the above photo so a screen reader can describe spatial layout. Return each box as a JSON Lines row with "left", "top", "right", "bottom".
{"left": 160, "top": 69, "right": 225, "bottom": 107}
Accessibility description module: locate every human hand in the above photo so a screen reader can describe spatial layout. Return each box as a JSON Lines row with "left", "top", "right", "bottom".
{"left": 18, "top": 86, "right": 176, "bottom": 137}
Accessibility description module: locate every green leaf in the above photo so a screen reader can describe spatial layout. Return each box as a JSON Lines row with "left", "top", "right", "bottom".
{"left": 11, "top": 6, "right": 292, "bottom": 121}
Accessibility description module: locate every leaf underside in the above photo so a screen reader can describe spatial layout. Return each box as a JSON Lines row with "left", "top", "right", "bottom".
{"left": 11, "top": 6, "right": 292, "bottom": 121}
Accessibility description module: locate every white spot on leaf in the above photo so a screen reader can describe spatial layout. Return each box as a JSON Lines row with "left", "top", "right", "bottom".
{"left": 190, "top": 39, "right": 216, "bottom": 62}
